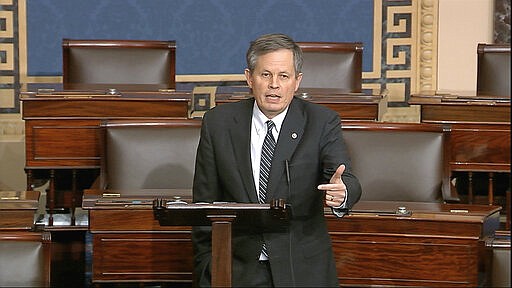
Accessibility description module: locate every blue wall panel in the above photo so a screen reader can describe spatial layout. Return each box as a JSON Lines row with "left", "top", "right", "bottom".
{"left": 27, "top": 0, "right": 373, "bottom": 76}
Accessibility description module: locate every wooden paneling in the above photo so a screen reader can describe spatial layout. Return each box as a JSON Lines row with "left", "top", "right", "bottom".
{"left": 25, "top": 120, "right": 100, "bottom": 167}
{"left": 92, "top": 233, "right": 193, "bottom": 282}
{"left": 23, "top": 98, "right": 189, "bottom": 118}
{"left": 419, "top": 103, "right": 509, "bottom": 124}
{"left": 326, "top": 201, "right": 500, "bottom": 287}
{"left": 89, "top": 209, "right": 191, "bottom": 232}
{"left": 0, "top": 191, "right": 40, "bottom": 229}
{"left": 450, "top": 124, "right": 510, "bottom": 171}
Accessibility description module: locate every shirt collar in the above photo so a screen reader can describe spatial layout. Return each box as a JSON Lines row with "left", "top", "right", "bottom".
{"left": 252, "top": 101, "right": 288, "bottom": 135}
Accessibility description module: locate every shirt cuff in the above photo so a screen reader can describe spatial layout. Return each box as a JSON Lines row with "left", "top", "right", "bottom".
{"left": 331, "top": 188, "right": 349, "bottom": 217}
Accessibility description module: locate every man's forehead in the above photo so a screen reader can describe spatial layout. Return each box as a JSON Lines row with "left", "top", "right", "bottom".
{"left": 254, "top": 50, "right": 295, "bottom": 71}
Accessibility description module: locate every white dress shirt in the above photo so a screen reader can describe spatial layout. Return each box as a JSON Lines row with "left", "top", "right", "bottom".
{"left": 250, "top": 102, "right": 288, "bottom": 194}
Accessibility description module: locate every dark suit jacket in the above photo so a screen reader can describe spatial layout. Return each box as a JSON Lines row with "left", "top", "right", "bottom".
{"left": 192, "top": 97, "right": 361, "bottom": 287}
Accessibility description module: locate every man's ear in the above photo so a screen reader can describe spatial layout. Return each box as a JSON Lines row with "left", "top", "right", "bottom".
{"left": 244, "top": 68, "right": 253, "bottom": 88}
{"left": 295, "top": 72, "right": 303, "bottom": 91}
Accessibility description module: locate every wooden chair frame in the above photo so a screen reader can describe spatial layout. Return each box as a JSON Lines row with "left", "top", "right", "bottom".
{"left": 476, "top": 43, "right": 511, "bottom": 97}
{"left": 62, "top": 39, "right": 176, "bottom": 90}
{"left": 297, "top": 42, "right": 363, "bottom": 92}
{"left": 341, "top": 121, "right": 455, "bottom": 203}
{"left": 97, "top": 119, "right": 202, "bottom": 191}
{"left": 0, "top": 231, "right": 52, "bottom": 287}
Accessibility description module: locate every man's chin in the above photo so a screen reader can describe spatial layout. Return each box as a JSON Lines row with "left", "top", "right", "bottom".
{"left": 261, "top": 104, "right": 285, "bottom": 117}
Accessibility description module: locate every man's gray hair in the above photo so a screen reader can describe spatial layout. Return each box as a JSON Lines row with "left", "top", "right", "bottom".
{"left": 246, "top": 33, "right": 303, "bottom": 77}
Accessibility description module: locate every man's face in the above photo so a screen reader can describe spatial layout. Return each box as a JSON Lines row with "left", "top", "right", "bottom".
{"left": 245, "top": 49, "right": 302, "bottom": 119}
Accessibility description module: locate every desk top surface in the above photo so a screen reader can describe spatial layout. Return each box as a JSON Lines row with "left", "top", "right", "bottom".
{"left": 347, "top": 200, "right": 501, "bottom": 221}
{"left": 0, "top": 191, "right": 40, "bottom": 210}
{"left": 410, "top": 90, "right": 510, "bottom": 106}
{"left": 83, "top": 189, "right": 501, "bottom": 221}
{"left": 20, "top": 83, "right": 386, "bottom": 103}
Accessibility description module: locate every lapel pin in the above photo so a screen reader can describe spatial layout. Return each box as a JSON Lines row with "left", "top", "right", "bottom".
{"left": 291, "top": 132, "right": 298, "bottom": 139}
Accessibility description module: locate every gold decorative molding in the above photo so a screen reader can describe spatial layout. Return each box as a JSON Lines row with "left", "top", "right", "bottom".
{"left": 0, "top": 43, "right": 14, "bottom": 70}
{"left": 416, "top": 0, "right": 438, "bottom": 93}
{"left": 0, "top": 11, "right": 13, "bottom": 37}
{"left": 17, "top": 0, "right": 28, "bottom": 83}
{"left": 0, "top": 1, "right": 17, "bottom": 115}
{"left": 362, "top": 0, "right": 383, "bottom": 82}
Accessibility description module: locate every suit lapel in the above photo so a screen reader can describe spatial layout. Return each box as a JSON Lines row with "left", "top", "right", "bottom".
{"left": 267, "top": 98, "right": 305, "bottom": 200}
{"left": 230, "top": 99, "right": 259, "bottom": 203}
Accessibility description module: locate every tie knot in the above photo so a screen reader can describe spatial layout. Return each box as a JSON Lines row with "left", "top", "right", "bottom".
{"left": 266, "top": 120, "right": 275, "bottom": 133}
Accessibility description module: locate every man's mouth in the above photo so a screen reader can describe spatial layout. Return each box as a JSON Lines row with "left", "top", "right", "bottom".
{"left": 266, "top": 94, "right": 281, "bottom": 99}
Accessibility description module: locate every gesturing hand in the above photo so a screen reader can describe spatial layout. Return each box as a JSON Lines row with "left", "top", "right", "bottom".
{"left": 317, "top": 164, "right": 347, "bottom": 207}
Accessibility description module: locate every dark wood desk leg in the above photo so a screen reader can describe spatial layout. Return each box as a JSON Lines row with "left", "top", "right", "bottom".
{"left": 27, "top": 169, "right": 33, "bottom": 191}
{"left": 209, "top": 216, "right": 235, "bottom": 287}
{"left": 48, "top": 170, "right": 55, "bottom": 226}
{"left": 71, "top": 169, "right": 77, "bottom": 226}
{"left": 468, "top": 172, "right": 474, "bottom": 204}
{"left": 506, "top": 189, "right": 510, "bottom": 230}
{"left": 42, "top": 231, "right": 52, "bottom": 287}
{"left": 487, "top": 172, "right": 494, "bottom": 205}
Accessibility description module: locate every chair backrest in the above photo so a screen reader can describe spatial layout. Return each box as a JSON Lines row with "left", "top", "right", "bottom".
{"left": 0, "top": 231, "right": 51, "bottom": 287}
{"left": 342, "top": 122, "right": 452, "bottom": 202}
{"left": 62, "top": 39, "right": 176, "bottom": 89}
{"left": 477, "top": 43, "right": 511, "bottom": 97}
{"left": 297, "top": 42, "right": 363, "bottom": 92}
{"left": 99, "top": 120, "right": 201, "bottom": 190}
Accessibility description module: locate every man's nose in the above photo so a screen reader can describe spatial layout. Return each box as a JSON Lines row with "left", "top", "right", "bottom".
{"left": 268, "top": 76, "right": 279, "bottom": 89}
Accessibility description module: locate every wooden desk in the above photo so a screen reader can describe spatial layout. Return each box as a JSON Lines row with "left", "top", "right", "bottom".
{"left": 216, "top": 87, "right": 388, "bottom": 121}
{"left": 327, "top": 201, "right": 501, "bottom": 287}
{"left": 0, "top": 190, "right": 40, "bottom": 230}
{"left": 409, "top": 92, "right": 510, "bottom": 124}
{"left": 20, "top": 85, "right": 191, "bottom": 226}
{"left": 82, "top": 189, "right": 193, "bottom": 284}
{"left": 84, "top": 189, "right": 499, "bottom": 287}
{"left": 409, "top": 92, "right": 510, "bottom": 208}
{"left": 20, "top": 84, "right": 387, "bottom": 226}
{"left": 0, "top": 190, "right": 51, "bottom": 287}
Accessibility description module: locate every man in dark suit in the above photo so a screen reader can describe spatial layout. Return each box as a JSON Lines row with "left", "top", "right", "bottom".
{"left": 192, "top": 33, "right": 362, "bottom": 287}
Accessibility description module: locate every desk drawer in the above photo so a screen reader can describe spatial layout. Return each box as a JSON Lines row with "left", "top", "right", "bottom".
{"left": 25, "top": 120, "right": 101, "bottom": 167}
{"left": 450, "top": 124, "right": 510, "bottom": 171}
{"left": 92, "top": 232, "right": 193, "bottom": 283}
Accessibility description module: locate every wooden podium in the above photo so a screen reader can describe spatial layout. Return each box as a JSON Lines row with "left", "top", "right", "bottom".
{"left": 153, "top": 198, "right": 290, "bottom": 287}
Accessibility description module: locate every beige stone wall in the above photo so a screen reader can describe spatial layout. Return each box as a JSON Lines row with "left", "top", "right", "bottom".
{"left": 438, "top": 0, "right": 494, "bottom": 92}
{"left": 0, "top": 116, "right": 26, "bottom": 190}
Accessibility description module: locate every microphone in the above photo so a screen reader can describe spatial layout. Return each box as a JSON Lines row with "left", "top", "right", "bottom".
{"left": 285, "top": 160, "right": 291, "bottom": 186}
{"left": 284, "top": 159, "right": 296, "bottom": 286}
{"left": 285, "top": 160, "right": 291, "bottom": 207}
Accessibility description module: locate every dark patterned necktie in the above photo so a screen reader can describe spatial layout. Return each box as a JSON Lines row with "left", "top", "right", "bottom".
{"left": 259, "top": 120, "right": 276, "bottom": 204}
{"left": 258, "top": 120, "right": 276, "bottom": 258}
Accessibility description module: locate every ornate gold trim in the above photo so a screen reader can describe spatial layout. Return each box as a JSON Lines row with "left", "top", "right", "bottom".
{"left": 362, "top": 0, "right": 383, "bottom": 81}
{"left": 416, "top": 0, "right": 438, "bottom": 93}
{"left": 18, "top": 0, "right": 28, "bottom": 83}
